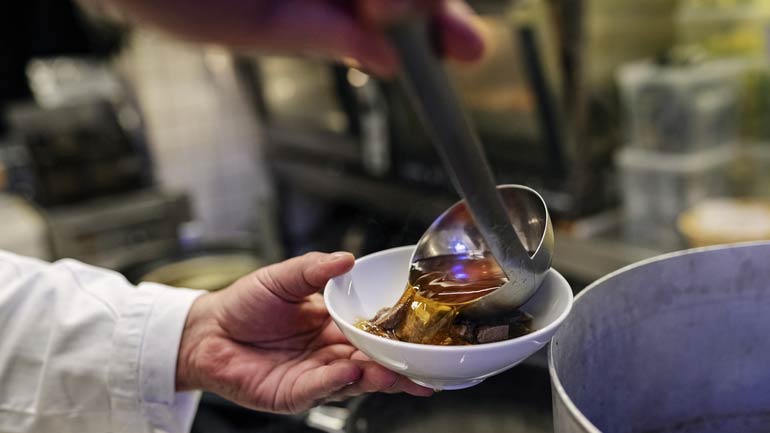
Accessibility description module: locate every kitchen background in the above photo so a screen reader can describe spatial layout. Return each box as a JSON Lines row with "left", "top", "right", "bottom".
{"left": 1, "top": 0, "right": 769, "bottom": 431}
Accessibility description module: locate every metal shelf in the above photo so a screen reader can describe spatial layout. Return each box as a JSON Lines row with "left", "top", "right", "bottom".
{"left": 273, "top": 159, "right": 666, "bottom": 285}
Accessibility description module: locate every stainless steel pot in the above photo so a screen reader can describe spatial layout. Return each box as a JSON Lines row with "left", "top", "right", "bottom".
{"left": 550, "top": 242, "right": 770, "bottom": 433}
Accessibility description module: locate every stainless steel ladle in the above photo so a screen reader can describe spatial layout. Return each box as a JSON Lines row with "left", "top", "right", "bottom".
{"left": 389, "top": 19, "right": 554, "bottom": 315}
{"left": 411, "top": 184, "right": 554, "bottom": 317}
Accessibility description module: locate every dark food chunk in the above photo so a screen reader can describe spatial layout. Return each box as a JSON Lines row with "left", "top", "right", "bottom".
{"left": 449, "top": 320, "right": 477, "bottom": 344}
{"left": 372, "top": 303, "right": 408, "bottom": 330}
{"left": 475, "top": 325, "right": 510, "bottom": 344}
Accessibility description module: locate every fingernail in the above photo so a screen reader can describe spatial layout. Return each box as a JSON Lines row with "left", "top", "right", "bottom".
{"left": 321, "top": 252, "right": 353, "bottom": 263}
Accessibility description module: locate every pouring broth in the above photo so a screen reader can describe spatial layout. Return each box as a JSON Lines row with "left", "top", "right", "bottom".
{"left": 355, "top": 252, "right": 533, "bottom": 345}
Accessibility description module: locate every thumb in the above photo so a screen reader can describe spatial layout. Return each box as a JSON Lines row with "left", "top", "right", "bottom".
{"left": 255, "top": 252, "right": 355, "bottom": 302}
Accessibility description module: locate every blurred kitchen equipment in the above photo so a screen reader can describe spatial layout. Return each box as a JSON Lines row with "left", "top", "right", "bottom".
{"left": 3, "top": 57, "right": 152, "bottom": 207}
{"left": 239, "top": 0, "right": 621, "bottom": 220}
{"left": 3, "top": 99, "right": 152, "bottom": 206}
{"left": 678, "top": 198, "right": 770, "bottom": 247}
{"left": 617, "top": 144, "right": 737, "bottom": 249}
{"left": 617, "top": 59, "right": 742, "bottom": 153}
{"left": 307, "top": 364, "right": 552, "bottom": 433}
{"left": 412, "top": 185, "right": 554, "bottom": 315}
{"left": 46, "top": 188, "right": 190, "bottom": 270}
{"left": 676, "top": 0, "right": 770, "bottom": 59}
{"left": 0, "top": 193, "right": 50, "bottom": 260}
{"left": 675, "top": 0, "right": 770, "bottom": 143}
{"left": 121, "top": 244, "right": 262, "bottom": 291}
{"left": 734, "top": 142, "right": 770, "bottom": 196}
{"left": 584, "top": 0, "right": 680, "bottom": 88}
{"left": 577, "top": 0, "right": 680, "bottom": 168}
{"left": 736, "top": 62, "right": 770, "bottom": 141}
{"left": 551, "top": 242, "right": 770, "bottom": 433}
{"left": 389, "top": 1, "right": 600, "bottom": 217}
{"left": 444, "top": 0, "right": 564, "bottom": 171}
{"left": 615, "top": 57, "right": 744, "bottom": 250}
{"left": 236, "top": 56, "right": 389, "bottom": 178}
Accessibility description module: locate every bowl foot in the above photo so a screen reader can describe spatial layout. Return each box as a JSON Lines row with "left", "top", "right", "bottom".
{"left": 410, "top": 377, "right": 485, "bottom": 391}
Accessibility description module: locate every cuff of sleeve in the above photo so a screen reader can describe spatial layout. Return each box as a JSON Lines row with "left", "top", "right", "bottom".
{"left": 109, "top": 282, "right": 205, "bottom": 433}
{"left": 139, "top": 283, "right": 205, "bottom": 406}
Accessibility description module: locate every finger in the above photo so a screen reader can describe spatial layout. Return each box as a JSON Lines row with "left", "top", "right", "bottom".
{"left": 433, "top": 0, "right": 485, "bottom": 62}
{"left": 293, "top": 361, "right": 364, "bottom": 410}
{"left": 342, "top": 30, "right": 400, "bottom": 77}
{"left": 384, "top": 374, "right": 435, "bottom": 396}
{"left": 255, "top": 1, "right": 399, "bottom": 77}
{"left": 328, "top": 365, "right": 433, "bottom": 400}
{"left": 343, "top": 360, "right": 400, "bottom": 394}
{"left": 255, "top": 251, "right": 355, "bottom": 302}
{"left": 359, "top": 0, "right": 432, "bottom": 26}
{"left": 347, "top": 352, "right": 433, "bottom": 396}
{"left": 332, "top": 360, "right": 430, "bottom": 397}
{"left": 350, "top": 350, "right": 372, "bottom": 362}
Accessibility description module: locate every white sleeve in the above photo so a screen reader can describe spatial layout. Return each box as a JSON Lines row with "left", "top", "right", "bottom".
{"left": 0, "top": 250, "right": 206, "bottom": 433}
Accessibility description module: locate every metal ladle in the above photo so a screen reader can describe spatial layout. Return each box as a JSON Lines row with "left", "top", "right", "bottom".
{"left": 412, "top": 184, "right": 554, "bottom": 317}
{"left": 389, "top": 20, "right": 554, "bottom": 315}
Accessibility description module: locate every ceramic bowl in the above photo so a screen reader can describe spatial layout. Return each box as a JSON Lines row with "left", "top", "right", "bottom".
{"left": 324, "top": 246, "right": 573, "bottom": 390}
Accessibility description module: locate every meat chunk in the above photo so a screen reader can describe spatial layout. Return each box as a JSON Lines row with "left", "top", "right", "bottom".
{"left": 372, "top": 303, "right": 408, "bottom": 330}
{"left": 475, "top": 325, "right": 510, "bottom": 344}
{"left": 449, "top": 320, "right": 477, "bottom": 343}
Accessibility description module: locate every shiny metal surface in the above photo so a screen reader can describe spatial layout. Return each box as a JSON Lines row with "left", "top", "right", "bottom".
{"left": 389, "top": 20, "right": 546, "bottom": 313}
{"left": 412, "top": 185, "right": 554, "bottom": 316}
{"left": 550, "top": 241, "right": 770, "bottom": 433}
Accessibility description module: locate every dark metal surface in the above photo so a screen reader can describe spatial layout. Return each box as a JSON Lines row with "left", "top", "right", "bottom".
{"left": 271, "top": 159, "right": 662, "bottom": 285}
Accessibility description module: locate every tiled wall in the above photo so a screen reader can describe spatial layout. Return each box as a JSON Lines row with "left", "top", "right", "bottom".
{"left": 118, "top": 31, "right": 276, "bottom": 247}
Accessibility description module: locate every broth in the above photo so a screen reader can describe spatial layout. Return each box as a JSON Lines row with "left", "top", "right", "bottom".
{"left": 355, "top": 252, "right": 533, "bottom": 345}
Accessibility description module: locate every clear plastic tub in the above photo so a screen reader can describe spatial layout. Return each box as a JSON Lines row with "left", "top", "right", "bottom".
{"left": 617, "top": 60, "right": 743, "bottom": 153}
{"left": 617, "top": 144, "right": 738, "bottom": 249}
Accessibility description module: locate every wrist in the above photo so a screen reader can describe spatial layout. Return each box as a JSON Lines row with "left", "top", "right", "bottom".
{"left": 175, "top": 293, "right": 219, "bottom": 391}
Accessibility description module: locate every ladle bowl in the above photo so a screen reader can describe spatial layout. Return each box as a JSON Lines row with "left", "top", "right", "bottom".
{"left": 412, "top": 184, "right": 554, "bottom": 317}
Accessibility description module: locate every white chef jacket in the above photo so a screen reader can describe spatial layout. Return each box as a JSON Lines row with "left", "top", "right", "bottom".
{"left": 0, "top": 250, "right": 206, "bottom": 433}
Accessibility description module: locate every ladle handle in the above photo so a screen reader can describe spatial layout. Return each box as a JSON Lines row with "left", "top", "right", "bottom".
{"left": 389, "top": 19, "right": 533, "bottom": 281}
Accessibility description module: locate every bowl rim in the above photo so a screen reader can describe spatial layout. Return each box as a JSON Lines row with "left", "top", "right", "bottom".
{"left": 324, "top": 245, "right": 573, "bottom": 352}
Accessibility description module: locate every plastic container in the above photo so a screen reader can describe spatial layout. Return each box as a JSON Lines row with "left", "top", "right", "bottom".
{"left": 617, "top": 144, "right": 737, "bottom": 249}
{"left": 617, "top": 60, "right": 743, "bottom": 153}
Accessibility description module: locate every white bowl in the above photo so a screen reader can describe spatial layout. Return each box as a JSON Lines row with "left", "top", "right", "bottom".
{"left": 324, "top": 246, "right": 573, "bottom": 390}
